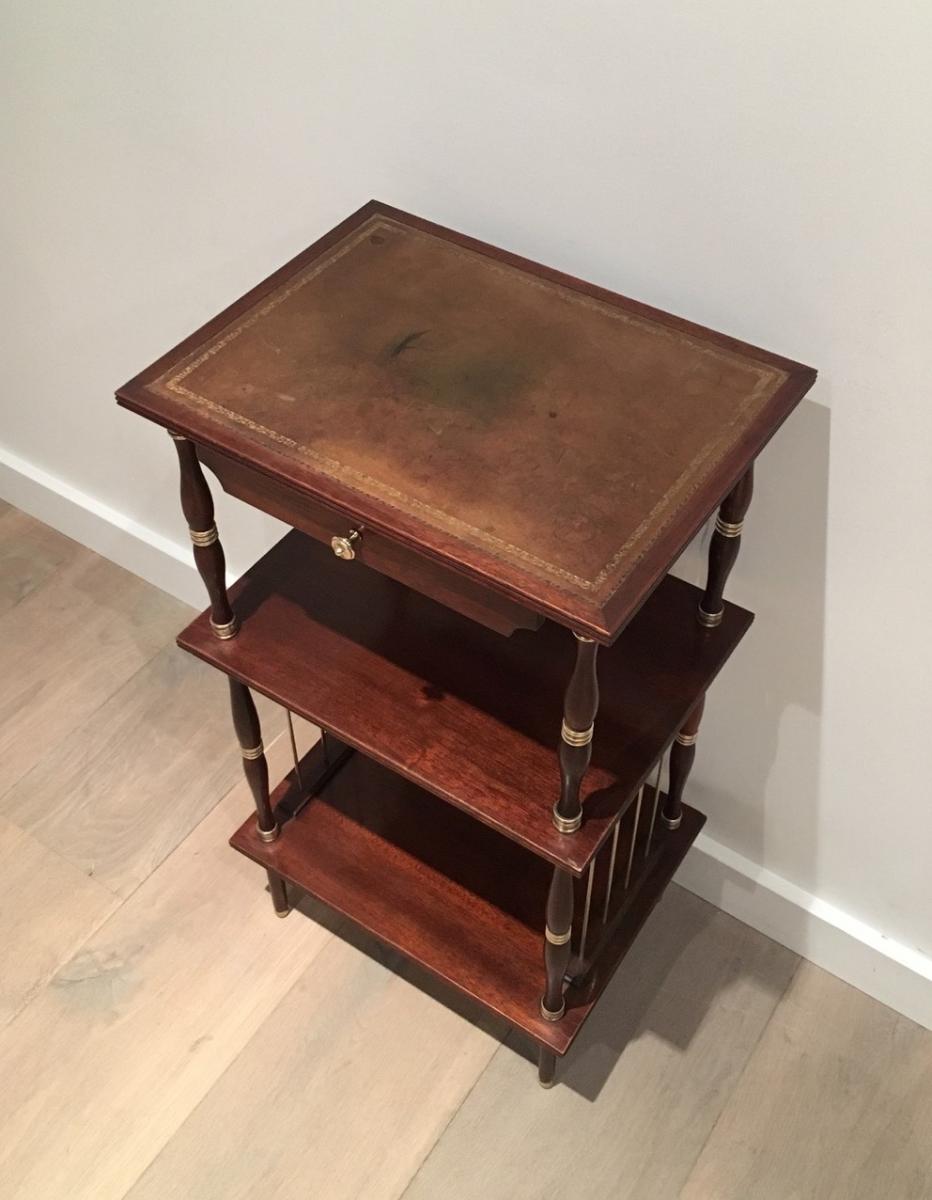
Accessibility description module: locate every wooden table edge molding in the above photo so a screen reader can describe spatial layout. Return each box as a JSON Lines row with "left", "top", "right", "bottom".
{"left": 116, "top": 199, "right": 817, "bottom": 643}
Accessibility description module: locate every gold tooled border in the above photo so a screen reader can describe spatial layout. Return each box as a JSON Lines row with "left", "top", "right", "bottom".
{"left": 154, "top": 216, "right": 787, "bottom": 600}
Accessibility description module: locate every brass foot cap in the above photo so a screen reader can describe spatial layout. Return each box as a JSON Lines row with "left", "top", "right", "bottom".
{"left": 257, "top": 823, "right": 280, "bottom": 843}
{"left": 538, "top": 1077, "right": 556, "bottom": 1089}
{"left": 210, "top": 617, "right": 240, "bottom": 640}
{"left": 661, "top": 812, "right": 682, "bottom": 830}
{"left": 697, "top": 606, "right": 723, "bottom": 629}
{"left": 274, "top": 908, "right": 291, "bottom": 919}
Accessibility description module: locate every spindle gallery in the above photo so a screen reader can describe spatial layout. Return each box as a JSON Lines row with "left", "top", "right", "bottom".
{"left": 117, "top": 202, "right": 816, "bottom": 1088}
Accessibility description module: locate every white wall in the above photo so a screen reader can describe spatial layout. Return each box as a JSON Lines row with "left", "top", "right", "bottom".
{"left": 3, "top": 3, "right": 931, "bottom": 1018}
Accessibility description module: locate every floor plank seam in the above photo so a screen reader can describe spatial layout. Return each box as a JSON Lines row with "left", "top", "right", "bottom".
{"left": 675, "top": 953, "right": 803, "bottom": 1198}
{"left": 3, "top": 815, "right": 131, "bottom": 903}
{"left": 114, "top": 920, "right": 339, "bottom": 1200}
{"left": 98, "top": 715, "right": 301, "bottom": 915}
{"left": 395, "top": 1036, "right": 508, "bottom": 1200}
{"left": 98, "top": 751, "right": 240, "bottom": 911}
{"left": 0, "top": 727, "right": 288, "bottom": 1039}
{"left": 0, "top": 642, "right": 165, "bottom": 824}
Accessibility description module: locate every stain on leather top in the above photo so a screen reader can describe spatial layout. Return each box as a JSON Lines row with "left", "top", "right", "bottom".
{"left": 147, "top": 215, "right": 790, "bottom": 607}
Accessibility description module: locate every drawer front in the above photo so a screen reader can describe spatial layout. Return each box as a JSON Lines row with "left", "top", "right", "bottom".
{"left": 198, "top": 445, "right": 544, "bottom": 637}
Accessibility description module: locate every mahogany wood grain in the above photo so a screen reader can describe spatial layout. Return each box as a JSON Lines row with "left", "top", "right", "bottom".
{"left": 180, "top": 530, "right": 751, "bottom": 875}
{"left": 229, "top": 748, "right": 704, "bottom": 1056}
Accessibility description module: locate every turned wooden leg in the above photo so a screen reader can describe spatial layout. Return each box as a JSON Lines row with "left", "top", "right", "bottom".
{"left": 662, "top": 696, "right": 705, "bottom": 830}
{"left": 540, "top": 866, "right": 573, "bottom": 1022}
{"left": 169, "top": 432, "right": 238, "bottom": 639}
{"left": 553, "top": 632, "right": 600, "bottom": 834}
{"left": 265, "top": 870, "right": 290, "bottom": 916}
{"left": 228, "top": 678, "right": 290, "bottom": 916}
{"left": 538, "top": 1047, "right": 557, "bottom": 1089}
{"left": 698, "top": 465, "right": 754, "bottom": 628}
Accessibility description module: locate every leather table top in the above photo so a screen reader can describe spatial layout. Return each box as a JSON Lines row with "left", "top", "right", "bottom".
{"left": 118, "top": 201, "right": 816, "bottom": 638}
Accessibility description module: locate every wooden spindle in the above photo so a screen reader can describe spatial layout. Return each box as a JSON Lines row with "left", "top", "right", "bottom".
{"left": 644, "top": 753, "right": 664, "bottom": 858}
{"left": 228, "top": 679, "right": 289, "bottom": 916}
{"left": 553, "top": 632, "right": 600, "bottom": 834}
{"left": 698, "top": 465, "right": 754, "bottom": 628}
{"left": 286, "top": 710, "right": 304, "bottom": 790}
{"left": 540, "top": 866, "right": 573, "bottom": 1022}
{"left": 623, "top": 786, "right": 643, "bottom": 889}
{"left": 602, "top": 815, "right": 622, "bottom": 922}
{"left": 170, "top": 432, "right": 238, "bottom": 639}
{"left": 662, "top": 696, "right": 706, "bottom": 830}
{"left": 578, "top": 860, "right": 595, "bottom": 962}
{"left": 538, "top": 864, "right": 573, "bottom": 1086}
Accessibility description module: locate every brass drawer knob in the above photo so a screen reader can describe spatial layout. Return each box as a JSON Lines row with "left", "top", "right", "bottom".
{"left": 331, "top": 529, "right": 361, "bottom": 560}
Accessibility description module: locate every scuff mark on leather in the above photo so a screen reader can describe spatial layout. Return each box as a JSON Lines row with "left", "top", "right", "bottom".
{"left": 389, "top": 329, "right": 430, "bottom": 357}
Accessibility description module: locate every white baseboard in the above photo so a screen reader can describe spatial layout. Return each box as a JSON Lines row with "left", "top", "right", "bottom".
{"left": 676, "top": 834, "right": 932, "bottom": 1031}
{"left": 3, "top": 441, "right": 930, "bottom": 1032}
{"left": 0, "top": 442, "right": 206, "bottom": 610}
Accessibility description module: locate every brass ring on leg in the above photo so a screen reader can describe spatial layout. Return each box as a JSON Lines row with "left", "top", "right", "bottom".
{"left": 210, "top": 616, "right": 239, "bottom": 639}
{"left": 552, "top": 805, "right": 582, "bottom": 834}
{"left": 189, "top": 525, "right": 219, "bottom": 548}
{"left": 714, "top": 516, "right": 744, "bottom": 538}
{"left": 257, "top": 823, "right": 280, "bottom": 843}
{"left": 660, "top": 812, "right": 682, "bottom": 830}
{"left": 697, "top": 605, "right": 723, "bottom": 629}
{"left": 561, "top": 720, "right": 594, "bottom": 748}
{"left": 540, "top": 998, "right": 566, "bottom": 1022}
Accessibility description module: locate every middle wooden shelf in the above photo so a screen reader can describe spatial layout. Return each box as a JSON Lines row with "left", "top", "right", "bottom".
{"left": 179, "top": 530, "right": 751, "bottom": 874}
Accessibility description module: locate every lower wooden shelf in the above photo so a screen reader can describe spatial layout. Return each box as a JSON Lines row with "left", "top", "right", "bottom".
{"left": 230, "top": 745, "right": 705, "bottom": 1056}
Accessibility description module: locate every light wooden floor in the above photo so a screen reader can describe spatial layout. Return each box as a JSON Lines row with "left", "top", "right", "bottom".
{"left": 1, "top": 503, "right": 930, "bottom": 1200}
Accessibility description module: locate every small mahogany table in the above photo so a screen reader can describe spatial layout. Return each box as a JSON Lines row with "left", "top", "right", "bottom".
{"left": 118, "top": 202, "right": 816, "bottom": 1088}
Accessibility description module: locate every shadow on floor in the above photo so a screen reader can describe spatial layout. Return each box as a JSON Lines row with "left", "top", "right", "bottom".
{"left": 281, "top": 878, "right": 793, "bottom": 1103}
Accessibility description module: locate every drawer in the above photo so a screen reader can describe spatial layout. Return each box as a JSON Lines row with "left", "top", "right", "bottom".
{"left": 197, "top": 445, "right": 544, "bottom": 637}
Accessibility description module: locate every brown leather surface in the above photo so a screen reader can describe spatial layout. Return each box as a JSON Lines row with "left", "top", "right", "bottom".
{"left": 148, "top": 215, "right": 788, "bottom": 608}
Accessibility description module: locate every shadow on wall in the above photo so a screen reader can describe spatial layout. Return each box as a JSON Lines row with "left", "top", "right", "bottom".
{"left": 676, "top": 396, "right": 830, "bottom": 897}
